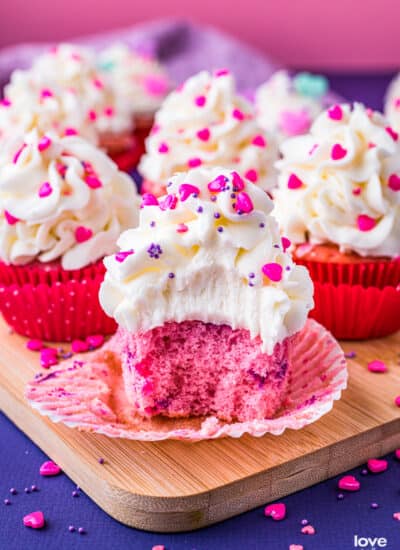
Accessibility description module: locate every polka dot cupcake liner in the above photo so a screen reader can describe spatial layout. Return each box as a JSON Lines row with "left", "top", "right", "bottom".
{"left": 0, "top": 260, "right": 116, "bottom": 342}
{"left": 26, "top": 319, "right": 348, "bottom": 442}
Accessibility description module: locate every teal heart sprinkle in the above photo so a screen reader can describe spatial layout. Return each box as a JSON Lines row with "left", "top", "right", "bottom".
{"left": 97, "top": 60, "right": 115, "bottom": 72}
{"left": 293, "top": 72, "right": 329, "bottom": 98}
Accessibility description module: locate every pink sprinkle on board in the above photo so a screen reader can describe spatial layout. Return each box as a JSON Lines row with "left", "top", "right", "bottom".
{"left": 289, "top": 545, "right": 304, "bottom": 550}
{"left": 71, "top": 340, "right": 89, "bottom": 353}
{"left": 367, "top": 360, "right": 387, "bottom": 373}
{"left": 262, "top": 263, "right": 283, "bottom": 282}
{"left": 331, "top": 143, "right": 347, "bottom": 160}
{"left": 388, "top": 173, "right": 400, "bottom": 191}
{"left": 26, "top": 339, "right": 44, "bottom": 351}
{"left": 264, "top": 502, "right": 286, "bottom": 521}
{"left": 245, "top": 169, "right": 258, "bottom": 183}
{"left": 393, "top": 512, "right": 400, "bottom": 521}
{"left": 40, "top": 460, "right": 61, "bottom": 476}
{"left": 115, "top": 250, "right": 134, "bottom": 263}
{"left": 288, "top": 173, "right": 303, "bottom": 190}
{"left": 188, "top": 157, "right": 202, "bottom": 168}
{"left": 38, "top": 182, "right": 53, "bottom": 198}
{"left": 152, "top": 546, "right": 165, "bottom": 550}
{"left": 252, "top": 134, "right": 266, "bottom": 147}
{"left": 235, "top": 192, "right": 254, "bottom": 214}
{"left": 232, "top": 108, "right": 245, "bottom": 121}
{"left": 23, "top": 511, "right": 45, "bottom": 529}
{"left": 86, "top": 334, "right": 105, "bottom": 349}
{"left": 367, "top": 458, "right": 388, "bottom": 473}
{"left": 357, "top": 215, "right": 376, "bottom": 232}
{"left": 301, "top": 524, "right": 315, "bottom": 535}
{"left": 395, "top": 396, "right": 400, "bottom": 407}
{"left": 396, "top": 449, "right": 400, "bottom": 459}
{"left": 194, "top": 95, "right": 206, "bottom": 107}
{"left": 338, "top": 475, "right": 360, "bottom": 491}
{"left": 4, "top": 210, "right": 19, "bottom": 225}
{"left": 158, "top": 142, "right": 169, "bottom": 154}
{"left": 38, "top": 136, "right": 52, "bottom": 152}
{"left": 75, "top": 226, "right": 93, "bottom": 243}
{"left": 179, "top": 183, "right": 200, "bottom": 201}
{"left": 196, "top": 128, "right": 210, "bottom": 141}
{"left": 327, "top": 104, "right": 343, "bottom": 120}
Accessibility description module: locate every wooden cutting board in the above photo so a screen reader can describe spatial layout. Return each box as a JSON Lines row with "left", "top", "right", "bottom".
{"left": 0, "top": 318, "right": 399, "bottom": 533}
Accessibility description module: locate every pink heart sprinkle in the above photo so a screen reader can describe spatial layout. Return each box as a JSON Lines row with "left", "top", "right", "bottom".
{"left": 208, "top": 175, "right": 226, "bottom": 192}
{"left": 388, "top": 173, "right": 400, "bottom": 191}
{"left": 232, "top": 108, "right": 245, "bottom": 121}
{"left": 141, "top": 193, "right": 159, "bottom": 207}
{"left": 71, "top": 339, "right": 89, "bottom": 353}
{"left": 159, "top": 194, "right": 178, "bottom": 211}
{"left": 0, "top": 98, "right": 11, "bottom": 107}
{"left": 357, "top": 214, "right": 376, "bottom": 232}
{"left": 194, "top": 95, "right": 206, "bottom": 107}
{"left": 367, "top": 359, "right": 387, "bottom": 373}
{"left": 282, "top": 236, "right": 291, "bottom": 252}
{"left": 26, "top": 339, "right": 44, "bottom": 352}
{"left": 85, "top": 175, "right": 102, "bottom": 189}
{"left": 264, "top": 503, "right": 286, "bottom": 521}
{"left": 245, "top": 169, "right": 258, "bottom": 183}
{"left": 86, "top": 334, "right": 105, "bottom": 349}
{"left": 262, "top": 262, "right": 283, "bottom": 282}
{"left": 196, "top": 128, "right": 210, "bottom": 141}
{"left": 386, "top": 126, "right": 398, "bottom": 141}
{"left": 289, "top": 545, "right": 304, "bottom": 550}
{"left": 235, "top": 192, "right": 254, "bottom": 214}
{"left": 38, "top": 182, "right": 52, "bottom": 198}
{"left": 152, "top": 546, "right": 165, "bottom": 550}
{"left": 64, "top": 127, "right": 78, "bottom": 136}
{"left": 367, "top": 458, "right": 388, "bottom": 473}
{"left": 280, "top": 110, "right": 311, "bottom": 136}
{"left": 188, "top": 157, "right": 202, "bottom": 168}
{"left": 158, "top": 142, "right": 169, "bottom": 154}
{"left": 327, "top": 104, "right": 343, "bottom": 121}
{"left": 40, "top": 88, "right": 53, "bottom": 98}
{"left": 301, "top": 525, "right": 315, "bottom": 535}
{"left": 88, "top": 109, "right": 97, "bottom": 121}
{"left": 352, "top": 187, "right": 362, "bottom": 196}
{"left": 331, "top": 143, "right": 347, "bottom": 160}
{"left": 288, "top": 173, "right": 303, "bottom": 189}
{"left": 252, "top": 134, "right": 266, "bottom": 147}
{"left": 23, "top": 511, "right": 45, "bottom": 529}
{"left": 115, "top": 249, "right": 134, "bottom": 263}
{"left": 4, "top": 210, "right": 19, "bottom": 225}
{"left": 177, "top": 223, "right": 188, "bottom": 233}
{"left": 38, "top": 136, "right": 52, "bottom": 152}
{"left": 338, "top": 475, "right": 360, "bottom": 491}
{"left": 179, "top": 183, "right": 200, "bottom": 201}
{"left": 395, "top": 449, "right": 400, "bottom": 459}
{"left": 75, "top": 226, "right": 93, "bottom": 243}
{"left": 231, "top": 171, "right": 245, "bottom": 191}
{"left": 40, "top": 348, "right": 58, "bottom": 369}
{"left": 40, "top": 460, "right": 61, "bottom": 476}
{"left": 143, "top": 75, "right": 169, "bottom": 96}
{"left": 395, "top": 396, "right": 400, "bottom": 408}
{"left": 393, "top": 512, "right": 400, "bottom": 521}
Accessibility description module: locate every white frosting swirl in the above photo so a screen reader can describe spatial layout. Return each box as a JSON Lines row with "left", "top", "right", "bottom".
{"left": 97, "top": 43, "right": 170, "bottom": 116}
{"left": 255, "top": 71, "right": 325, "bottom": 143}
{"left": 384, "top": 73, "right": 400, "bottom": 136}
{"left": 0, "top": 130, "right": 140, "bottom": 270}
{"left": 139, "top": 70, "right": 278, "bottom": 191}
{"left": 274, "top": 102, "right": 400, "bottom": 258}
{"left": 100, "top": 167, "right": 313, "bottom": 353}
{"left": 0, "top": 43, "right": 132, "bottom": 146}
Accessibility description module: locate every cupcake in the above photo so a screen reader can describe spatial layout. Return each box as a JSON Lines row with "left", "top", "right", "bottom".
{"left": 384, "top": 72, "right": 400, "bottom": 136}
{"left": 274, "top": 102, "right": 400, "bottom": 339}
{"left": 99, "top": 167, "right": 313, "bottom": 422}
{"left": 255, "top": 70, "right": 329, "bottom": 143}
{"left": 139, "top": 70, "right": 278, "bottom": 197}
{"left": 0, "top": 129, "right": 140, "bottom": 341}
{"left": 0, "top": 43, "right": 140, "bottom": 171}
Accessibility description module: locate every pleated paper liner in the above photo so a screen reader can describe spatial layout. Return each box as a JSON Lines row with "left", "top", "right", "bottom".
{"left": 309, "top": 281, "right": 400, "bottom": 340}
{"left": 26, "top": 319, "right": 347, "bottom": 442}
{"left": 0, "top": 259, "right": 116, "bottom": 342}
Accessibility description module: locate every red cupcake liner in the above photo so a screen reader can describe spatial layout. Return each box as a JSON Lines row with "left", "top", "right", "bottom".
{"left": 0, "top": 260, "right": 116, "bottom": 341}
{"left": 295, "top": 256, "right": 400, "bottom": 289}
{"left": 109, "top": 135, "right": 145, "bottom": 172}
{"left": 309, "top": 281, "right": 400, "bottom": 340}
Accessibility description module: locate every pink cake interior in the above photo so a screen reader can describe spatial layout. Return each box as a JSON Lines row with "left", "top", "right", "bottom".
{"left": 113, "top": 321, "right": 295, "bottom": 422}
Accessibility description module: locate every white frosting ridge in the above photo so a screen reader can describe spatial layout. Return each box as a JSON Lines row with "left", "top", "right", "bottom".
{"left": 274, "top": 102, "right": 400, "bottom": 258}
{"left": 100, "top": 167, "right": 313, "bottom": 353}
{"left": 0, "top": 130, "right": 140, "bottom": 270}
{"left": 139, "top": 70, "right": 278, "bottom": 191}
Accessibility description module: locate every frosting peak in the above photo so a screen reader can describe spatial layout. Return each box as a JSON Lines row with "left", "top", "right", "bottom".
{"left": 274, "top": 102, "right": 400, "bottom": 258}
{"left": 139, "top": 70, "right": 278, "bottom": 191}
{"left": 0, "top": 130, "right": 140, "bottom": 269}
{"left": 100, "top": 167, "right": 313, "bottom": 353}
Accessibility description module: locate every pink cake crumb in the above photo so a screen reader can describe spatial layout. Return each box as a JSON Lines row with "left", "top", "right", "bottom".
{"left": 113, "top": 321, "right": 295, "bottom": 422}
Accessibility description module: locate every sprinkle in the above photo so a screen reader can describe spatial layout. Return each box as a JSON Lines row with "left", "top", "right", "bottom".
{"left": 115, "top": 250, "right": 134, "bottom": 263}
{"left": 367, "top": 359, "right": 387, "bottom": 373}
{"left": 370, "top": 502, "right": 379, "bottom": 509}
{"left": 338, "top": 475, "right": 360, "bottom": 491}
{"left": 9, "top": 488, "right": 17, "bottom": 495}
{"left": 367, "top": 458, "right": 388, "bottom": 473}
{"left": 27, "top": 339, "right": 44, "bottom": 351}
{"left": 72, "top": 490, "right": 79, "bottom": 497}
{"left": 232, "top": 108, "right": 245, "bottom": 121}
{"left": 188, "top": 157, "right": 202, "bottom": 168}
{"left": 88, "top": 110, "right": 97, "bottom": 121}
{"left": 194, "top": 95, "right": 206, "bottom": 107}
{"left": 208, "top": 175, "right": 226, "bottom": 192}
{"left": 287, "top": 173, "right": 303, "bottom": 190}
{"left": 289, "top": 545, "right": 304, "bottom": 550}
{"left": 337, "top": 493, "right": 344, "bottom": 500}
{"left": 38, "top": 136, "right": 52, "bottom": 152}
{"left": 249, "top": 272, "right": 255, "bottom": 278}
{"left": 150, "top": 221, "right": 156, "bottom": 227}
{"left": 40, "top": 459, "right": 61, "bottom": 477}
{"left": 388, "top": 173, "right": 400, "bottom": 191}
{"left": 357, "top": 214, "right": 376, "bottom": 232}
{"left": 23, "top": 511, "right": 45, "bottom": 529}
{"left": 40, "top": 88, "right": 53, "bottom": 98}
{"left": 86, "top": 334, "right": 105, "bottom": 349}
{"left": 395, "top": 396, "right": 400, "bottom": 407}
{"left": 197, "top": 128, "right": 210, "bottom": 141}
{"left": 331, "top": 143, "right": 347, "bottom": 160}
{"left": 13, "top": 143, "right": 26, "bottom": 164}
{"left": 147, "top": 243, "right": 163, "bottom": 259}
{"left": 85, "top": 175, "right": 102, "bottom": 189}
{"left": 301, "top": 525, "right": 316, "bottom": 535}
{"left": 40, "top": 348, "right": 58, "bottom": 369}
{"left": 386, "top": 126, "right": 398, "bottom": 141}
{"left": 158, "top": 142, "right": 169, "bottom": 154}
{"left": 93, "top": 77, "right": 104, "bottom": 89}
{"left": 215, "top": 68, "right": 230, "bottom": 77}
{"left": 159, "top": 194, "right": 178, "bottom": 210}
{"left": 280, "top": 109, "right": 312, "bottom": 136}
{"left": 259, "top": 222, "right": 265, "bottom": 228}
{"left": 197, "top": 206, "right": 203, "bottom": 213}
{"left": 71, "top": 340, "right": 89, "bottom": 353}
{"left": 98, "top": 457, "right": 105, "bottom": 464}
{"left": 68, "top": 525, "right": 75, "bottom": 532}
{"left": 235, "top": 192, "right": 254, "bottom": 214}
{"left": 177, "top": 224, "right": 189, "bottom": 233}
{"left": 264, "top": 503, "right": 286, "bottom": 521}
{"left": 38, "top": 182, "right": 53, "bottom": 198}
{"left": 24, "top": 488, "right": 31, "bottom": 494}
{"left": 56, "top": 162, "right": 67, "bottom": 177}
{"left": 31, "top": 485, "right": 38, "bottom": 492}
{"left": 4, "top": 499, "right": 11, "bottom": 505}
{"left": 245, "top": 169, "right": 258, "bottom": 183}
{"left": 252, "top": 134, "right": 266, "bottom": 147}
{"left": 64, "top": 127, "right": 78, "bottom": 136}
{"left": 0, "top": 98, "right": 11, "bottom": 107}
{"left": 104, "top": 106, "right": 114, "bottom": 117}
{"left": 282, "top": 237, "right": 291, "bottom": 252}
{"left": 231, "top": 171, "right": 245, "bottom": 191}
{"left": 393, "top": 512, "right": 400, "bottom": 521}
{"left": 141, "top": 193, "right": 159, "bottom": 206}
{"left": 301, "top": 519, "right": 308, "bottom": 526}
{"left": 345, "top": 351, "right": 356, "bottom": 359}
{"left": 168, "top": 272, "right": 175, "bottom": 279}
{"left": 327, "top": 104, "right": 343, "bottom": 120}
{"left": 75, "top": 226, "right": 93, "bottom": 243}
{"left": 179, "top": 183, "right": 200, "bottom": 201}
{"left": 78, "top": 527, "right": 86, "bottom": 535}
{"left": 217, "top": 226, "right": 224, "bottom": 233}
{"left": 4, "top": 210, "right": 19, "bottom": 225}
{"left": 293, "top": 72, "right": 328, "bottom": 98}
{"left": 262, "top": 263, "right": 283, "bottom": 282}
{"left": 214, "top": 212, "right": 221, "bottom": 219}
{"left": 352, "top": 187, "right": 362, "bottom": 196}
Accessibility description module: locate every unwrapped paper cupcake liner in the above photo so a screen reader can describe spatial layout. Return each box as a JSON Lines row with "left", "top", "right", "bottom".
{"left": 26, "top": 319, "right": 347, "bottom": 441}
{"left": 0, "top": 260, "right": 116, "bottom": 341}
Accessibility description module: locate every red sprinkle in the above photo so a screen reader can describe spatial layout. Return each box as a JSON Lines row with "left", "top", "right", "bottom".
{"left": 40, "top": 88, "right": 53, "bottom": 98}
{"left": 179, "top": 183, "right": 200, "bottom": 201}
{"left": 395, "top": 449, "right": 400, "bottom": 459}
{"left": 386, "top": 126, "right": 398, "bottom": 141}
{"left": 288, "top": 173, "right": 303, "bottom": 190}
{"left": 301, "top": 525, "right": 316, "bottom": 535}
{"left": 177, "top": 223, "right": 188, "bottom": 233}
{"left": 40, "top": 348, "right": 58, "bottom": 369}
{"left": 357, "top": 215, "right": 376, "bottom": 232}
{"left": 115, "top": 250, "right": 134, "bottom": 263}
{"left": 338, "top": 475, "right": 360, "bottom": 491}
{"left": 232, "top": 171, "right": 245, "bottom": 191}
{"left": 282, "top": 237, "right": 291, "bottom": 252}
{"left": 85, "top": 175, "right": 102, "bottom": 189}
{"left": 13, "top": 143, "right": 26, "bottom": 164}
{"left": 141, "top": 193, "right": 159, "bottom": 207}
{"left": 38, "top": 182, "right": 53, "bottom": 198}
{"left": 158, "top": 142, "right": 169, "bottom": 154}
{"left": 367, "top": 359, "right": 387, "bottom": 373}
{"left": 232, "top": 108, "right": 245, "bottom": 121}
{"left": 194, "top": 95, "right": 206, "bottom": 107}
{"left": 159, "top": 194, "right": 178, "bottom": 210}
{"left": 71, "top": 340, "right": 89, "bottom": 353}
{"left": 208, "top": 175, "right": 226, "bottom": 192}
{"left": 64, "top": 127, "right": 78, "bottom": 136}
{"left": 262, "top": 263, "right": 283, "bottom": 282}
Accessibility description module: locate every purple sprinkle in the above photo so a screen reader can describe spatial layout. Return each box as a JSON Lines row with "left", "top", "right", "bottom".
{"left": 259, "top": 222, "right": 265, "bottom": 228}
{"left": 214, "top": 212, "right": 221, "bottom": 219}
{"left": 31, "top": 485, "right": 38, "bottom": 492}
{"left": 217, "top": 226, "right": 224, "bottom": 233}
{"left": 167, "top": 181, "right": 173, "bottom": 187}
{"left": 150, "top": 221, "right": 156, "bottom": 227}
{"left": 230, "top": 193, "right": 236, "bottom": 199}
{"left": 98, "top": 458, "right": 105, "bottom": 465}
{"left": 249, "top": 272, "right": 255, "bottom": 278}
{"left": 211, "top": 196, "right": 217, "bottom": 202}
{"left": 78, "top": 527, "right": 86, "bottom": 535}
{"left": 9, "top": 488, "right": 17, "bottom": 495}
{"left": 24, "top": 487, "right": 30, "bottom": 494}
{"left": 62, "top": 352, "right": 73, "bottom": 359}
{"left": 248, "top": 282, "right": 254, "bottom": 287}
{"left": 273, "top": 244, "right": 280, "bottom": 248}
{"left": 361, "top": 469, "right": 368, "bottom": 476}
{"left": 345, "top": 351, "right": 356, "bottom": 359}
{"left": 197, "top": 206, "right": 203, "bottom": 213}
{"left": 301, "top": 519, "right": 308, "bottom": 525}
{"left": 72, "top": 490, "right": 79, "bottom": 497}
{"left": 286, "top": 266, "right": 291, "bottom": 271}
{"left": 4, "top": 499, "right": 11, "bottom": 505}
{"left": 147, "top": 243, "right": 163, "bottom": 259}
{"left": 69, "top": 525, "right": 76, "bottom": 532}
{"left": 337, "top": 493, "right": 344, "bottom": 500}
{"left": 370, "top": 502, "right": 379, "bottom": 509}
{"left": 168, "top": 272, "right": 175, "bottom": 279}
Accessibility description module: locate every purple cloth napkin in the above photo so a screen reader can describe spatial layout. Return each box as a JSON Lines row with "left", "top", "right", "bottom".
{"left": 0, "top": 18, "right": 279, "bottom": 94}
